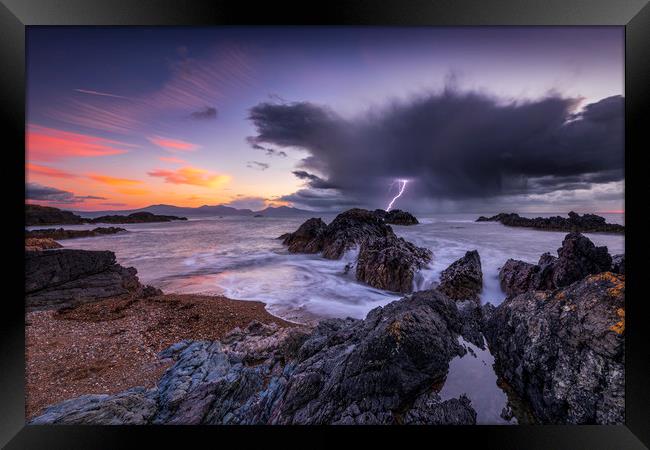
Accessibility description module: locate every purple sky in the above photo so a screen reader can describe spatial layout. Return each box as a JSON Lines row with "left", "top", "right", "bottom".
{"left": 26, "top": 27, "right": 624, "bottom": 213}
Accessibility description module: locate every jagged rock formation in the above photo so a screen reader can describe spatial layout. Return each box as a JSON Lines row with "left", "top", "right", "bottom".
{"left": 25, "top": 249, "right": 161, "bottom": 311}
{"left": 31, "top": 290, "right": 479, "bottom": 425}
{"left": 383, "top": 210, "right": 419, "bottom": 225}
{"left": 26, "top": 227, "right": 126, "bottom": 240}
{"left": 356, "top": 237, "right": 432, "bottom": 293}
{"left": 280, "top": 218, "right": 327, "bottom": 253}
{"left": 499, "top": 233, "right": 612, "bottom": 296}
{"left": 476, "top": 211, "right": 624, "bottom": 233}
{"left": 25, "top": 238, "right": 63, "bottom": 251}
{"left": 438, "top": 250, "right": 483, "bottom": 301}
{"left": 484, "top": 272, "right": 625, "bottom": 424}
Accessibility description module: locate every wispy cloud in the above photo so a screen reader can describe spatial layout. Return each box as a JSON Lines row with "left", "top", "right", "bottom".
{"left": 26, "top": 182, "right": 106, "bottom": 204}
{"left": 148, "top": 136, "right": 200, "bottom": 152}
{"left": 27, "top": 125, "right": 135, "bottom": 161}
{"left": 159, "top": 156, "right": 187, "bottom": 164}
{"left": 87, "top": 174, "right": 143, "bottom": 186}
{"left": 190, "top": 106, "right": 218, "bottom": 120}
{"left": 246, "top": 161, "right": 270, "bottom": 171}
{"left": 26, "top": 163, "right": 78, "bottom": 179}
{"left": 148, "top": 166, "right": 231, "bottom": 187}
{"left": 74, "top": 89, "right": 131, "bottom": 99}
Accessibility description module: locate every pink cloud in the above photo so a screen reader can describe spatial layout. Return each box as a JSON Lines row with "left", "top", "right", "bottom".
{"left": 26, "top": 125, "right": 135, "bottom": 161}
{"left": 148, "top": 136, "right": 200, "bottom": 152}
{"left": 26, "top": 163, "right": 78, "bottom": 179}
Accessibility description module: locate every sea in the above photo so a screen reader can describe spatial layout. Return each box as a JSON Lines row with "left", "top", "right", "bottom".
{"left": 29, "top": 212, "right": 624, "bottom": 424}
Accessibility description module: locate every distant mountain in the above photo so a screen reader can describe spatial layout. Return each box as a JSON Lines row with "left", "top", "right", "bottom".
{"left": 74, "top": 203, "right": 317, "bottom": 218}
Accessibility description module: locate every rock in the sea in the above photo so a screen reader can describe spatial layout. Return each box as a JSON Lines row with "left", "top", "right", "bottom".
{"left": 281, "top": 208, "right": 396, "bottom": 260}
{"left": 89, "top": 211, "right": 187, "bottom": 224}
{"left": 499, "top": 232, "right": 612, "bottom": 296}
{"left": 26, "top": 204, "right": 86, "bottom": 226}
{"left": 476, "top": 211, "right": 624, "bottom": 233}
{"left": 32, "top": 291, "right": 479, "bottom": 425}
{"left": 25, "top": 249, "right": 155, "bottom": 310}
{"left": 25, "top": 237, "right": 63, "bottom": 251}
{"left": 281, "top": 218, "right": 327, "bottom": 253}
{"left": 383, "top": 209, "right": 419, "bottom": 225}
{"left": 26, "top": 227, "right": 126, "bottom": 240}
{"left": 484, "top": 272, "right": 625, "bottom": 424}
{"left": 356, "top": 236, "right": 432, "bottom": 293}
{"left": 611, "top": 254, "right": 625, "bottom": 275}
{"left": 438, "top": 250, "right": 483, "bottom": 301}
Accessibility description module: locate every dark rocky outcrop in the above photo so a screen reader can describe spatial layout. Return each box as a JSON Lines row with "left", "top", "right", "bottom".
{"left": 611, "top": 254, "right": 625, "bottom": 275}
{"left": 26, "top": 204, "right": 86, "bottom": 226}
{"left": 281, "top": 209, "right": 396, "bottom": 260}
{"left": 25, "top": 249, "right": 161, "bottom": 311}
{"left": 89, "top": 212, "right": 187, "bottom": 224}
{"left": 280, "top": 218, "right": 327, "bottom": 253}
{"left": 32, "top": 290, "right": 479, "bottom": 425}
{"left": 26, "top": 227, "right": 126, "bottom": 240}
{"left": 476, "top": 211, "right": 624, "bottom": 233}
{"left": 25, "top": 238, "right": 63, "bottom": 251}
{"left": 356, "top": 237, "right": 432, "bottom": 293}
{"left": 484, "top": 272, "right": 625, "bottom": 424}
{"left": 438, "top": 250, "right": 483, "bottom": 301}
{"left": 499, "top": 233, "right": 612, "bottom": 296}
{"left": 383, "top": 209, "right": 419, "bottom": 226}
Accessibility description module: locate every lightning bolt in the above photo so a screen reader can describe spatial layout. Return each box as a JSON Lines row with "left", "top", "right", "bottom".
{"left": 386, "top": 179, "right": 408, "bottom": 211}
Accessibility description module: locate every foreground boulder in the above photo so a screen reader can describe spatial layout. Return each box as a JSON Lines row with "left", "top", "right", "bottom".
{"left": 476, "top": 211, "right": 624, "bottom": 233}
{"left": 25, "top": 238, "right": 63, "bottom": 251}
{"left": 32, "top": 290, "right": 478, "bottom": 425}
{"left": 356, "top": 237, "right": 432, "bottom": 293}
{"left": 281, "top": 209, "right": 396, "bottom": 259}
{"left": 499, "top": 233, "right": 612, "bottom": 296}
{"left": 25, "top": 249, "right": 160, "bottom": 311}
{"left": 484, "top": 272, "right": 625, "bottom": 424}
{"left": 26, "top": 227, "right": 126, "bottom": 240}
{"left": 438, "top": 250, "right": 483, "bottom": 301}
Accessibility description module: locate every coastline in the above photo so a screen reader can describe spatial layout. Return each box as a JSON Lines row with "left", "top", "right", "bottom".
{"left": 25, "top": 292, "right": 297, "bottom": 419}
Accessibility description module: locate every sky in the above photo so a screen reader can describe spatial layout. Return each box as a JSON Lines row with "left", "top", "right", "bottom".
{"left": 26, "top": 26, "right": 624, "bottom": 213}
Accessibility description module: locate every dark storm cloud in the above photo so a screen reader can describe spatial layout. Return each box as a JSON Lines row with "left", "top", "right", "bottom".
{"left": 292, "top": 170, "right": 337, "bottom": 189}
{"left": 245, "top": 136, "right": 287, "bottom": 157}
{"left": 246, "top": 161, "right": 270, "bottom": 171}
{"left": 190, "top": 106, "right": 218, "bottom": 120}
{"left": 248, "top": 90, "right": 624, "bottom": 210}
{"left": 26, "top": 183, "right": 106, "bottom": 203}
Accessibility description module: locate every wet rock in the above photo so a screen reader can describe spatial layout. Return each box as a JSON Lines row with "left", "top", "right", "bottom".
{"left": 26, "top": 227, "right": 126, "bottom": 240}
{"left": 281, "top": 208, "right": 395, "bottom": 260}
{"left": 356, "top": 236, "right": 432, "bottom": 293}
{"left": 320, "top": 208, "right": 396, "bottom": 259}
{"left": 499, "top": 233, "right": 612, "bottom": 296}
{"left": 32, "top": 291, "right": 478, "bottom": 425}
{"left": 484, "top": 272, "right": 625, "bottom": 424}
{"left": 25, "top": 237, "right": 63, "bottom": 251}
{"left": 438, "top": 250, "right": 483, "bottom": 301}
{"left": 30, "top": 387, "right": 157, "bottom": 425}
{"left": 383, "top": 209, "right": 419, "bottom": 226}
{"left": 280, "top": 218, "right": 327, "bottom": 253}
{"left": 611, "top": 254, "right": 625, "bottom": 275}
{"left": 476, "top": 211, "right": 624, "bottom": 233}
{"left": 25, "top": 249, "right": 149, "bottom": 311}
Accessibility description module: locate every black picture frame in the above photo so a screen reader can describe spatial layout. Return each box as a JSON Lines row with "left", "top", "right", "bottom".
{"left": 2, "top": 0, "right": 648, "bottom": 448}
